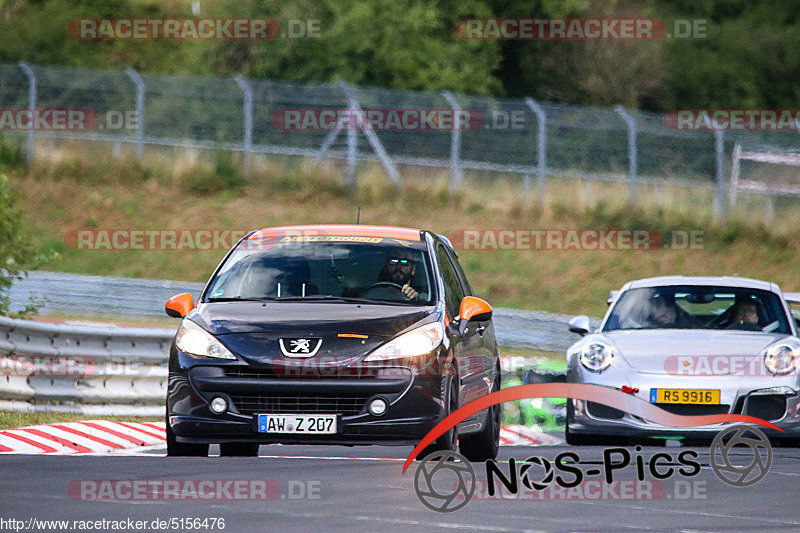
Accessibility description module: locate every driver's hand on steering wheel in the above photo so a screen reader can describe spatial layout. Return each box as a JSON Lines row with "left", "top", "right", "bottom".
{"left": 401, "top": 283, "right": 418, "bottom": 300}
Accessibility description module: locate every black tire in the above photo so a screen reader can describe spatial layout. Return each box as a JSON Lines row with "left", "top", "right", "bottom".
{"left": 565, "top": 401, "right": 594, "bottom": 446}
{"left": 459, "top": 373, "right": 500, "bottom": 462}
{"left": 220, "top": 443, "right": 260, "bottom": 457}
{"left": 166, "top": 417, "right": 209, "bottom": 457}
{"left": 417, "top": 372, "right": 458, "bottom": 459}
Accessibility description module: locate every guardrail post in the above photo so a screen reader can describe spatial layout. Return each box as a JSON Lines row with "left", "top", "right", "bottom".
{"left": 442, "top": 91, "right": 463, "bottom": 191}
{"left": 615, "top": 105, "right": 638, "bottom": 205}
{"left": 234, "top": 75, "right": 253, "bottom": 177}
{"left": 713, "top": 129, "right": 726, "bottom": 220}
{"left": 17, "top": 62, "right": 36, "bottom": 166}
{"left": 525, "top": 98, "right": 547, "bottom": 209}
{"left": 125, "top": 68, "right": 145, "bottom": 160}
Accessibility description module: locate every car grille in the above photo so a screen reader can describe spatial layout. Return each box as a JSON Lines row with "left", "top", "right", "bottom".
{"left": 652, "top": 403, "right": 730, "bottom": 416}
{"left": 586, "top": 401, "right": 625, "bottom": 420}
{"left": 743, "top": 395, "right": 786, "bottom": 421}
{"left": 230, "top": 394, "right": 370, "bottom": 416}
{"left": 223, "top": 367, "right": 277, "bottom": 379}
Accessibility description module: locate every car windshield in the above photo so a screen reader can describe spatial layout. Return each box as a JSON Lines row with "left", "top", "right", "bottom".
{"left": 603, "top": 285, "right": 792, "bottom": 334}
{"left": 204, "top": 237, "right": 435, "bottom": 305}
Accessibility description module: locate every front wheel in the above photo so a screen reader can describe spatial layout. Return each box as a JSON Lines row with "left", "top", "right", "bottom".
{"left": 564, "top": 401, "right": 593, "bottom": 446}
{"left": 166, "top": 417, "right": 209, "bottom": 457}
{"left": 459, "top": 374, "right": 500, "bottom": 461}
{"left": 417, "top": 372, "right": 458, "bottom": 458}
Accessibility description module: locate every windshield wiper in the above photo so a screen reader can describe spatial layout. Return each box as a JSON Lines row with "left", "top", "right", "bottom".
{"left": 206, "top": 296, "right": 268, "bottom": 302}
{"left": 274, "top": 295, "right": 413, "bottom": 306}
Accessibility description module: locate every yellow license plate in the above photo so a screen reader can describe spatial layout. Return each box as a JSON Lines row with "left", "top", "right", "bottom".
{"left": 651, "top": 389, "right": 720, "bottom": 404}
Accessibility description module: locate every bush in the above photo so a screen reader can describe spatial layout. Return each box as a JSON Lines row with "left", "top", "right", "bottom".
{"left": 0, "top": 173, "right": 57, "bottom": 317}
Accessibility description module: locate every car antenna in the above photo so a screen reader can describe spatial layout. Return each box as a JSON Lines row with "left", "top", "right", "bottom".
{"left": 356, "top": 207, "right": 361, "bottom": 225}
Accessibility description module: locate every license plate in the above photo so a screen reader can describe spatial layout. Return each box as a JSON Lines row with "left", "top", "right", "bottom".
{"left": 257, "top": 414, "right": 337, "bottom": 434}
{"left": 650, "top": 389, "right": 720, "bottom": 404}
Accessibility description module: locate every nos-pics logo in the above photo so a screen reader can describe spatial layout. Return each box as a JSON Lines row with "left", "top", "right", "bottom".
{"left": 414, "top": 425, "right": 772, "bottom": 512}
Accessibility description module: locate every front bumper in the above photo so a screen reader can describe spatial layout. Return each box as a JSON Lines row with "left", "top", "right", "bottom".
{"left": 567, "top": 370, "right": 800, "bottom": 439}
{"left": 168, "top": 351, "right": 449, "bottom": 445}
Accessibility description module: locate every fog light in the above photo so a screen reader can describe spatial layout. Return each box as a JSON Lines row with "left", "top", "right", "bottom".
{"left": 210, "top": 396, "right": 227, "bottom": 414}
{"left": 368, "top": 398, "right": 387, "bottom": 416}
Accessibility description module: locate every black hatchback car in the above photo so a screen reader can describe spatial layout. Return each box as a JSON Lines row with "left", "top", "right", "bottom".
{"left": 164, "top": 224, "right": 500, "bottom": 460}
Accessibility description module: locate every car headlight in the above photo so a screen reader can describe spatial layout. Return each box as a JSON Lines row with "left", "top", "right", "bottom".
{"left": 762, "top": 343, "right": 798, "bottom": 375}
{"left": 175, "top": 319, "right": 236, "bottom": 360}
{"left": 580, "top": 342, "right": 614, "bottom": 372}
{"left": 364, "top": 322, "right": 444, "bottom": 362}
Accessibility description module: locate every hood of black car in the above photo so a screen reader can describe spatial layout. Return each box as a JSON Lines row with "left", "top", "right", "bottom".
{"left": 187, "top": 301, "right": 437, "bottom": 362}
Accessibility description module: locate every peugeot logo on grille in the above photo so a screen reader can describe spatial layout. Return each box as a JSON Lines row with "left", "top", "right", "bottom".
{"left": 279, "top": 337, "right": 323, "bottom": 357}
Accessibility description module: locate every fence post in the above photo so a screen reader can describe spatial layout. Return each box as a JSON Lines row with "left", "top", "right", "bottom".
{"left": 17, "top": 62, "right": 36, "bottom": 166}
{"left": 525, "top": 98, "right": 547, "bottom": 209}
{"left": 125, "top": 68, "right": 145, "bottom": 160}
{"left": 729, "top": 143, "right": 741, "bottom": 207}
{"left": 765, "top": 195, "right": 775, "bottom": 221}
{"left": 234, "top": 75, "right": 253, "bottom": 177}
{"left": 343, "top": 90, "right": 359, "bottom": 186}
{"left": 614, "top": 105, "right": 638, "bottom": 205}
{"left": 713, "top": 129, "right": 726, "bottom": 220}
{"left": 442, "top": 91, "right": 463, "bottom": 191}
{"left": 338, "top": 82, "right": 401, "bottom": 186}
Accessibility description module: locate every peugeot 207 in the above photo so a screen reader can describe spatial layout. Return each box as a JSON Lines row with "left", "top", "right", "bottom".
{"left": 164, "top": 225, "right": 500, "bottom": 459}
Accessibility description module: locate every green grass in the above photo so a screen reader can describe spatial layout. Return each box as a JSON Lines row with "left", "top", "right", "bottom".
{"left": 0, "top": 411, "right": 158, "bottom": 430}
{"left": 7, "top": 140, "right": 800, "bottom": 318}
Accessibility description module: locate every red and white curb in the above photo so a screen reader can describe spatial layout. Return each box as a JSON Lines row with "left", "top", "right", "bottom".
{"left": 499, "top": 425, "right": 562, "bottom": 446}
{"left": 0, "top": 420, "right": 166, "bottom": 454}
{"left": 0, "top": 422, "right": 559, "bottom": 454}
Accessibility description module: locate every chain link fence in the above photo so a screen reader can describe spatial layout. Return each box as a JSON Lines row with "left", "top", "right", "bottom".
{"left": 2, "top": 63, "right": 800, "bottom": 217}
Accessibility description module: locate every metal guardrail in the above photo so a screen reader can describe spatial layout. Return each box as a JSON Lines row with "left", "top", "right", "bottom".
{"left": 2, "top": 272, "right": 598, "bottom": 414}
{"left": 8, "top": 272, "right": 598, "bottom": 351}
{"left": 0, "top": 315, "right": 172, "bottom": 416}
{"left": 0, "top": 312, "right": 576, "bottom": 417}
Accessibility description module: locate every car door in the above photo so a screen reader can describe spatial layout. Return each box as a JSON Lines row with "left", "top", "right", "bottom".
{"left": 435, "top": 243, "right": 490, "bottom": 408}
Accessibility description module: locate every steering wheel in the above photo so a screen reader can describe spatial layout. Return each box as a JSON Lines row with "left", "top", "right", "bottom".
{"left": 364, "top": 281, "right": 404, "bottom": 292}
{"left": 705, "top": 309, "right": 732, "bottom": 329}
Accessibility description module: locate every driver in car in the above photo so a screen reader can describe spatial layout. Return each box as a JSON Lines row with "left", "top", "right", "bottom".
{"left": 727, "top": 299, "right": 760, "bottom": 330}
{"left": 646, "top": 294, "right": 697, "bottom": 328}
{"left": 378, "top": 253, "right": 419, "bottom": 300}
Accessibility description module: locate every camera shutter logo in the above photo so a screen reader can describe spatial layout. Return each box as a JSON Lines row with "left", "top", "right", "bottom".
{"left": 710, "top": 424, "right": 772, "bottom": 487}
{"left": 413, "top": 451, "right": 475, "bottom": 512}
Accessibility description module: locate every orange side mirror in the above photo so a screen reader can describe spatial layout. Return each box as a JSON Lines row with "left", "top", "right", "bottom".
{"left": 165, "top": 293, "right": 195, "bottom": 318}
{"left": 459, "top": 296, "right": 493, "bottom": 322}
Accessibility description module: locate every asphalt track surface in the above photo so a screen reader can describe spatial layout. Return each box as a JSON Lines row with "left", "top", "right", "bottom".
{"left": 2, "top": 442, "right": 800, "bottom": 532}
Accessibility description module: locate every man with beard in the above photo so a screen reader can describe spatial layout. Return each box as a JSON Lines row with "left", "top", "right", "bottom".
{"left": 377, "top": 252, "right": 419, "bottom": 301}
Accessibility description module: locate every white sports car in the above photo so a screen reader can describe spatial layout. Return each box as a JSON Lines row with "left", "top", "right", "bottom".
{"left": 565, "top": 276, "right": 800, "bottom": 444}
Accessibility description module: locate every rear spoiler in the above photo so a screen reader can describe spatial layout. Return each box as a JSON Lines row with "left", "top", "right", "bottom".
{"left": 785, "top": 292, "right": 800, "bottom": 305}
{"left": 607, "top": 290, "right": 620, "bottom": 306}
